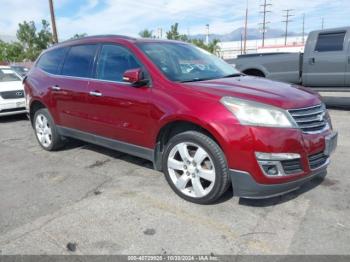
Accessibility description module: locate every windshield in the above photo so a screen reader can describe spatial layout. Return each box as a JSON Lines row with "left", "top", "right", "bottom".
{"left": 138, "top": 42, "right": 240, "bottom": 82}
{"left": 0, "top": 68, "right": 21, "bottom": 82}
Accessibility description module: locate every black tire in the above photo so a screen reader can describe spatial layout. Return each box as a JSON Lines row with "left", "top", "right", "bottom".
{"left": 162, "top": 131, "right": 230, "bottom": 204}
{"left": 243, "top": 69, "right": 265, "bottom": 77}
{"left": 33, "top": 108, "right": 65, "bottom": 151}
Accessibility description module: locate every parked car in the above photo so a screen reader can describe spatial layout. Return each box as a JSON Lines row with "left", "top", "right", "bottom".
{"left": 229, "top": 27, "right": 350, "bottom": 90}
{"left": 0, "top": 66, "right": 27, "bottom": 117}
{"left": 24, "top": 35, "right": 337, "bottom": 204}
{"left": 11, "top": 65, "right": 30, "bottom": 78}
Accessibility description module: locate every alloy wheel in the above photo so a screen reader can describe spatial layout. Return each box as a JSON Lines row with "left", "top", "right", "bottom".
{"left": 167, "top": 142, "right": 216, "bottom": 198}
{"left": 35, "top": 114, "right": 53, "bottom": 148}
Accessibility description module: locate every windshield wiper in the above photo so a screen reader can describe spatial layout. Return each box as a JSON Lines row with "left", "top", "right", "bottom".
{"left": 222, "top": 73, "right": 243, "bottom": 78}
{"left": 180, "top": 74, "right": 243, "bottom": 83}
{"left": 179, "top": 77, "right": 214, "bottom": 83}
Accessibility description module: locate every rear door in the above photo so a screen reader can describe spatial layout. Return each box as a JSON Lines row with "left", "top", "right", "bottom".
{"left": 303, "top": 31, "right": 347, "bottom": 87}
{"left": 53, "top": 44, "right": 98, "bottom": 131}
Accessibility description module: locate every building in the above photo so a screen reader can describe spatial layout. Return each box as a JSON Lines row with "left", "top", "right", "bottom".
{"left": 217, "top": 35, "right": 306, "bottom": 59}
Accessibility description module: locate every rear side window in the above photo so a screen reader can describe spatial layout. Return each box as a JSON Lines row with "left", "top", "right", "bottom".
{"left": 62, "top": 45, "right": 97, "bottom": 77}
{"left": 315, "top": 32, "right": 346, "bottom": 52}
{"left": 96, "top": 44, "right": 141, "bottom": 82}
{"left": 37, "top": 48, "right": 67, "bottom": 74}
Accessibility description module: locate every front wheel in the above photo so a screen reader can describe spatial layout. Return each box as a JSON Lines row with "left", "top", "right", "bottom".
{"left": 162, "top": 131, "right": 230, "bottom": 204}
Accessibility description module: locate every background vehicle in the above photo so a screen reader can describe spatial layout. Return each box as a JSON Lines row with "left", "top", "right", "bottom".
{"left": 24, "top": 36, "right": 336, "bottom": 204}
{"left": 229, "top": 27, "right": 350, "bottom": 90}
{"left": 11, "top": 65, "right": 30, "bottom": 78}
{"left": 0, "top": 66, "right": 26, "bottom": 117}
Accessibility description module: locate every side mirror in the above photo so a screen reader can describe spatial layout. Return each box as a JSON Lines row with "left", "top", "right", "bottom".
{"left": 122, "top": 68, "right": 149, "bottom": 87}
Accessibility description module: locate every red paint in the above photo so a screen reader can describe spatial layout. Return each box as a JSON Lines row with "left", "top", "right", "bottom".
{"left": 24, "top": 36, "right": 332, "bottom": 185}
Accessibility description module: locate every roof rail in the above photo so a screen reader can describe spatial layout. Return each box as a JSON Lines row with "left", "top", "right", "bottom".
{"left": 56, "top": 34, "right": 137, "bottom": 45}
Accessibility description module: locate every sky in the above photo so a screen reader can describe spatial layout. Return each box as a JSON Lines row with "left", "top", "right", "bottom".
{"left": 1, "top": 0, "right": 350, "bottom": 40}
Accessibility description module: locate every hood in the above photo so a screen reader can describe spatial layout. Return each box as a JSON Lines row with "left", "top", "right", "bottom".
{"left": 182, "top": 76, "right": 321, "bottom": 109}
{"left": 0, "top": 80, "right": 24, "bottom": 92}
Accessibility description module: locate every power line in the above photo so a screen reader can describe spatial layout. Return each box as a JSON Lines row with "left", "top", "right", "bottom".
{"left": 48, "top": 0, "right": 58, "bottom": 43}
{"left": 282, "top": 9, "right": 294, "bottom": 46}
{"left": 259, "top": 0, "right": 272, "bottom": 47}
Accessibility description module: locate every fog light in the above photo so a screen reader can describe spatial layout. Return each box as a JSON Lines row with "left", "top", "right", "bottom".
{"left": 262, "top": 164, "right": 279, "bottom": 176}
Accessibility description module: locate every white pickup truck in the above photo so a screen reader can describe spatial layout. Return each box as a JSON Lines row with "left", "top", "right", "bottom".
{"left": 229, "top": 27, "right": 350, "bottom": 91}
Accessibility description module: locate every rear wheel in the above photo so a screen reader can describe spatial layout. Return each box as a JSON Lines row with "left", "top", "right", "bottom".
{"left": 162, "top": 131, "right": 230, "bottom": 204}
{"left": 34, "top": 108, "right": 65, "bottom": 151}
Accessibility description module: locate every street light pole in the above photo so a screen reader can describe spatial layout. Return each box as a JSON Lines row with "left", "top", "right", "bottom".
{"left": 49, "top": 0, "right": 58, "bottom": 43}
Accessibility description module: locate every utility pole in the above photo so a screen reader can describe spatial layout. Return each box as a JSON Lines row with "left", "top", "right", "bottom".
{"left": 48, "top": 0, "right": 58, "bottom": 43}
{"left": 302, "top": 13, "right": 305, "bottom": 44}
{"left": 259, "top": 0, "right": 271, "bottom": 47}
{"left": 205, "top": 24, "right": 210, "bottom": 45}
{"left": 321, "top": 18, "right": 324, "bottom": 29}
{"left": 243, "top": 3, "right": 248, "bottom": 54}
{"left": 282, "top": 9, "right": 294, "bottom": 46}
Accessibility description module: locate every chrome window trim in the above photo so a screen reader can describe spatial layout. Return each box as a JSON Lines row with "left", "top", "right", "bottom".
{"left": 37, "top": 68, "right": 133, "bottom": 86}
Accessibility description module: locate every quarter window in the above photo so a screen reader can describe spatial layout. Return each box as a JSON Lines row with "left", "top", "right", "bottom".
{"left": 96, "top": 45, "right": 141, "bottom": 82}
{"left": 37, "top": 47, "right": 67, "bottom": 74}
{"left": 315, "top": 32, "right": 346, "bottom": 52}
{"left": 62, "top": 45, "right": 97, "bottom": 77}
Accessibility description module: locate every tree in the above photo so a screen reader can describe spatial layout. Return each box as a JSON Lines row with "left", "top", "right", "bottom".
{"left": 207, "top": 39, "right": 221, "bottom": 55}
{"left": 70, "top": 33, "right": 88, "bottom": 40}
{"left": 166, "top": 23, "right": 188, "bottom": 42}
{"left": 139, "top": 29, "right": 154, "bottom": 38}
{"left": 16, "top": 19, "right": 53, "bottom": 60}
{"left": 0, "top": 40, "right": 24, "bottom": 62}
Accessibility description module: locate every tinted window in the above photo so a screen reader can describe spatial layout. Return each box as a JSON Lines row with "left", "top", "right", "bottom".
{"left": 37, "top": 48, "right": 67, "bottom": 74}
{"left": 96, "top": 45, "right": 141, "bottom": 82}
{"left": 62, "top": 45, "right": 97, "bottom": 77}
{"left": 0, "top": 68, "right": 21, "bottom": 82}
{"left": 138, "top": 42, "right": 239, "bottom": 82}
{"left": 315, "top": 32, "right": 346, "bottom": 52}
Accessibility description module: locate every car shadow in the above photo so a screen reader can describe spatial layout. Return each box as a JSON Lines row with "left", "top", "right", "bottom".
{"left": 58, "top": 139, "right": 329, "bottom": 206}
{"left": 0, "top": 114, "right": 28, "bottom": 123}
{"left": 238, "top": 174, "right": 326, "bottom": 207}
{"left": 63, "top": 138, "right": 155, "bottom": 170}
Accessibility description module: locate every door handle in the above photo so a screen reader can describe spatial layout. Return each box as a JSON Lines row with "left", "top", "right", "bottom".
{"left": 309, "top": 57, "right": 315, "bottom": 65}
{"left": 51, "top": 85, "right": 61, "bottom": 91}
{"left": 348, "top": 56, "right": 350, "bottom": 64}
{"left": 89, "top": 91, "right": 102, "bottom": 97}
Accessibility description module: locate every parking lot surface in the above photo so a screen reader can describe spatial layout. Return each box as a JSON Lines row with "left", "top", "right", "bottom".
{"left": 0, "top": 109, "right": 349, "bottom": 255}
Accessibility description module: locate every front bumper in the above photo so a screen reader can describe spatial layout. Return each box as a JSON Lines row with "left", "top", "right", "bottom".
{"left": 0, "top": 98, "right": 27, "bottom": 116}
{"left": 230, "top": 162, "right": 328, "bottom": 199}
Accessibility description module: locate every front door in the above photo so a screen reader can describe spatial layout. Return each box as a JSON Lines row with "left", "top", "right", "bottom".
{"left": 86, "top": 44, "right": 155, "bottom": 148}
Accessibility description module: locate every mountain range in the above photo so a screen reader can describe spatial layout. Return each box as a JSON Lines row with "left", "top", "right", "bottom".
{"left": 1, "top": 27, "right": 301, "bottom": 43}
{"left": 189, "top": 27, "right": 300, "bottom": 42}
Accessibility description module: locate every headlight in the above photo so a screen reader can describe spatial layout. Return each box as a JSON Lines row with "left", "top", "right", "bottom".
{"left": 220, "top": 96, "right": 296, "bottom": 128}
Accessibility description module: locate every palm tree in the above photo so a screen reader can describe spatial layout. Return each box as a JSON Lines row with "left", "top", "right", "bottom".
{"left": 139, "top": 29, "right": 154, "bottom": 38}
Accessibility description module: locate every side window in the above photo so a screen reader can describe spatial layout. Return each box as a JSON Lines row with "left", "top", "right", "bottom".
{"left": 61, "top": 45, "right": 97, "bottom": 77}
{"left": 96, "top": 44, "right": 141, "bottom": 82}
{"left": 37, "top": 48, "right": 67, "bottom": 74}
{"left": 315, "top": 32, "right": 346, "bottom": 52}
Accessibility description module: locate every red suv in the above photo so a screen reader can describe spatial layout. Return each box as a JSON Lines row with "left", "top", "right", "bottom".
{"left": 24, "top": 35, "right": 337, "bottom": 204}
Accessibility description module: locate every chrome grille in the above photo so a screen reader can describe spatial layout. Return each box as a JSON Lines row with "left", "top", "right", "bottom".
{"left": 0, "top": 90, "right": 25, "bottom": 99}
{"left": 288, "top": 104, "right": 328, "bottom": 133}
